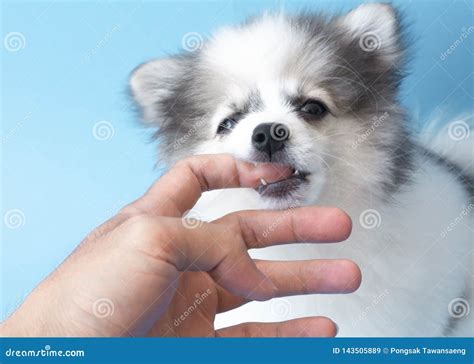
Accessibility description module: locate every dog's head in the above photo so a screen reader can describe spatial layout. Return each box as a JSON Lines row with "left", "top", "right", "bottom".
{"left": 131, "top": 3, "right": 411, "bottom": 209}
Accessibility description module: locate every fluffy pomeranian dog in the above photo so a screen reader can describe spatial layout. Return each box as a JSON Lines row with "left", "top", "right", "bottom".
{"left": 130, "top": 3, "right": 473, "bottom": 336}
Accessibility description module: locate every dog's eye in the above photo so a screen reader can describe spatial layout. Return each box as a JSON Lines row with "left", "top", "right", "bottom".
{"left": 217, "top": 117, "right": 238, "bottom": 134}
{"left": 300, "top": 100, "right": 328, "bottom": 118}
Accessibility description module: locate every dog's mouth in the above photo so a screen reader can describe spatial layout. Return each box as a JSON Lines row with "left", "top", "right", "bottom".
{"left": 256, "top": 166, "right": 310, "bottom": 199}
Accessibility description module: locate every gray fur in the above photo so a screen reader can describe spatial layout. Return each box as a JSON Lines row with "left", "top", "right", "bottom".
{"left": 130, "top": 4, "right": 415, "bottom": 198}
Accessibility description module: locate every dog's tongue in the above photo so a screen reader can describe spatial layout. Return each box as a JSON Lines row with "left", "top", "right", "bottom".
{"left": 254, "top": 163, "right": 293, "bottom": 184}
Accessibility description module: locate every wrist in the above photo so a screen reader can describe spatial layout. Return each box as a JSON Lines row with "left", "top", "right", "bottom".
{"left": 0, "top": 287, "right": 70, "bottom": 337}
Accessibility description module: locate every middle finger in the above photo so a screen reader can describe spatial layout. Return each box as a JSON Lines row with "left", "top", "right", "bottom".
{"left": 217, "top": 258, "right": 361, "bottom": 313}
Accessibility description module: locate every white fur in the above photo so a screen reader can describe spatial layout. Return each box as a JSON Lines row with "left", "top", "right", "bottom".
{"left": 195, "top": 131, "right": 473, "bottom": 336}
{"left": 130, "top": 4, "right": 473, "bottom": 337}
{"left": 189, "top": 9, "right": 473, "bottom": 336}
{"left": 420, "top": 113, "right": 474, "bottom": 175}
{"left": 340, "top": 3, "right": 402, "bottom": 64}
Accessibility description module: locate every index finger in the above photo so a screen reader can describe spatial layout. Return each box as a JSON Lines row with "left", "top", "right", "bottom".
{"left": 126, "top": 154, "right": 293, "bottom": 217}
{"left": 216, "top": 206, "right": 353, "bottom": 247}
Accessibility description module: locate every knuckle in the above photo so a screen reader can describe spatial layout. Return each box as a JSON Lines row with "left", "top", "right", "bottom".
{"left": 122, "top": 215, "right": 173, "bottom": 253}
{"left": 120, "top": 215, "right": 181, "bottom": 273}
{"left": 126, "top": 215, "right": 159, "bottom": 235}
{"left": 174, "top": 155, "right": 201, "bottom": 172}
{"left": 173, "top": 158, "right": 189, "bottom": 170}
{"left": 228, "top": 215, "right": 245, "bottom": 236}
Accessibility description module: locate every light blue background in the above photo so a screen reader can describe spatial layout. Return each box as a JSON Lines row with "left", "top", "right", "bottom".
{"left": 1, "top": 0, "right": 472, "bottom": 319}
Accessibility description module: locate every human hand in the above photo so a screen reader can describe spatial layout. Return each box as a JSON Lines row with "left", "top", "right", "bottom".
{"left": 1, "top": 154, "right": 360, "bottom": 337}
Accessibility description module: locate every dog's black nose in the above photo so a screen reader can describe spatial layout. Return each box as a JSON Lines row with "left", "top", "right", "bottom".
{"left": 252, "top": 122, "right": 290, "bottom": 157}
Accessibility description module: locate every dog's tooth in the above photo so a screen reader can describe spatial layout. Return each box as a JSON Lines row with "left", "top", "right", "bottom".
{"left": 253, "top": 162, "right": 258, "bottom": 167}
{"left": 293, "top": 169, "right": 299, "bottom": 175}
{"left": 260, "top": 178, "right": 268, "bottom": 186}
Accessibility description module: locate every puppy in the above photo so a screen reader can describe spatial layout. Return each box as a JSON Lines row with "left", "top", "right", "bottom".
{"left": 130, "top": 3, "right": 473, "bottom": 336}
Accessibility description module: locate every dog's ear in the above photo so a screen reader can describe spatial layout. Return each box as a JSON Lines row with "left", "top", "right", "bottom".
{"left": 129, "top": 57, "right": 186, "bottom": 124}
{"left": 339, "top": 3, "right": 404, "bottom": 65}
